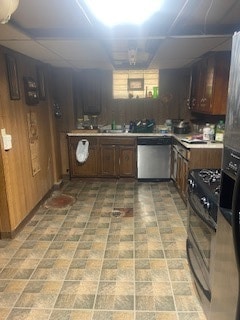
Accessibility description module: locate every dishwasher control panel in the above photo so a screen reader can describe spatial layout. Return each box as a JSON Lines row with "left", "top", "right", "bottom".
{"left": 137, "top": 136, "right": 172, "bottom": 145}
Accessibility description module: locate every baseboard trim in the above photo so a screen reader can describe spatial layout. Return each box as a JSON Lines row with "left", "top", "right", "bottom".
{"left": 0, "top": 187, "right": 54, "bottom": 239}
{"left": 53, "top": 179, "right": 63, "bottom": 190}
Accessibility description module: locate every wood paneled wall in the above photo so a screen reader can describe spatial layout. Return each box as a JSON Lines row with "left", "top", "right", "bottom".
{"left": 72, "top": 68, "right": 192, "bottom": 128}
{"left": 0, "top": 46, "right": 61, "bottom": 236}
{"left": 98, "top": 68, "right": 192, "bottom": 126}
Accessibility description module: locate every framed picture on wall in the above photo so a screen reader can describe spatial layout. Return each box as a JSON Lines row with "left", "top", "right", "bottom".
{"left": 128, "top": 78, "right": 144, "bottom": 91}
{"left": 23, "top": 76, "right": 39, "bottom": 105}
{"left": 5, "top": 54, "right": 20, "bottom": 100}
{"left": 36, "top": 66, "right": 46, "bottom": 100}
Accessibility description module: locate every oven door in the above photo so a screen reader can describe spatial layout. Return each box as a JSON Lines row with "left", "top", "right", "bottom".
{"left": 187, "top": 196, "right": 216, "bottom": 306}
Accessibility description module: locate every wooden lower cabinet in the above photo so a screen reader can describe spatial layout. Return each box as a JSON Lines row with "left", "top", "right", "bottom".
{"left": 171, "top": 140, "right": 223, "bottom": 203}
{"left": 172, "top": 144, "right": 190, "bottom": 202}
{"left": 100, "top": 144, "right": 117, "bottom": 177}
{"left": 119, "top": 146, "right": 136, "bottom": 177}
{"left": 99, "top": 137, "right": 136, "bottom": 177}
{"left": 68, "top": 136, "right": 136, "bottom": 178}
{"left": 176, "top": 153, "right": 189, "bottom": 201}
{"left": 68, "top": 136, "right": 99, "bottom": 178}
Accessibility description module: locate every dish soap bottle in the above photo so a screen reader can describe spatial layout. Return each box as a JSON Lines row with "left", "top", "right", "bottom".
{"left": 215, "top": 120, "right": 225, "bottom": 142}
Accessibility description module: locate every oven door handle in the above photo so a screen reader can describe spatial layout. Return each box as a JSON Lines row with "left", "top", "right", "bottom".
{"left": 188, "top": 196, "right": 216, "bottom": 231}
{"left": 186, "top": 239, "right": 211, "bottom": 301}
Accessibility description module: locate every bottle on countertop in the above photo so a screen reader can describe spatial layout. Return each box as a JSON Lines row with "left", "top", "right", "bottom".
{"left": 203, "top": 123, "right": 211, "bottom": 141}
{"left": 111, "top": 120, "right": 116, "bottom": 130}
{"left": 215, "top": 120, "right": 225, "bottom": 142}
{"left": 210, "top": 124, "right": 215, "bottom": 141}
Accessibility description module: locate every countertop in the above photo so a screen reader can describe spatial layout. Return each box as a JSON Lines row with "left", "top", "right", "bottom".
{"left": 67, "top": 131, "right": 223, "bottom": 149}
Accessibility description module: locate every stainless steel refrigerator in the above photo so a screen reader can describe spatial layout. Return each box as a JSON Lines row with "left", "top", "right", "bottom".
{"left": 210, "top": 31, "right": 240, "bottom": 320}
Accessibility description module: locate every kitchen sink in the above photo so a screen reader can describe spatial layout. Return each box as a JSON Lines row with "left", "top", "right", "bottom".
{"left": 108, "top": 129, "right": 127, "bottom": 133}
{"left": 99, "top": 129, "right": 130, "bottom": 133}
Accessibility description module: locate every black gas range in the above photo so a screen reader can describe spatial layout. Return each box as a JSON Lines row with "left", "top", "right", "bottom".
{"left": 188, "top": 168, "right": 221, "bottom": 229}
{"left": 187, "top": 168, "right": 221, "bottom": 317}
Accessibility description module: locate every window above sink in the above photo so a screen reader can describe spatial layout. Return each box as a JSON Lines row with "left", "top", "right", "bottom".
{"left": 113, "top": 69, "right": 159, "bottom": 99}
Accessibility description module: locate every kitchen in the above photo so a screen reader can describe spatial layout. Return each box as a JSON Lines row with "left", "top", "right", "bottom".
{"left": 0, "top": 0, "right": 240, "bottom": 319}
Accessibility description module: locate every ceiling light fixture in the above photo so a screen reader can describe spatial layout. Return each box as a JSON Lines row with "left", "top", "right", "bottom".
{"left": 82, "top": 0, "right": 163, "bottom": 27}
{"left": 0, "top": 0, "right": 19, "bottom": 24}
{"left": 128, "top": 48, "right": 137, "bottom": 65}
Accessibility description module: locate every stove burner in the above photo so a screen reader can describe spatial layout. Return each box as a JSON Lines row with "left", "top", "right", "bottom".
{"left": 198, "top": 169, "right": 221, "bottom": 184}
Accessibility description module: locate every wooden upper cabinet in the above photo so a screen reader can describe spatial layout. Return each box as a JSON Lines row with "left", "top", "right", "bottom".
{"left": 82, "top": 70, "right": 102, "bottom": 115}
{"left": 190, "top": 52, "right": 230, "bottom": 115}
{"left": 73, "top": 69, "right": 106, "bottom": 116}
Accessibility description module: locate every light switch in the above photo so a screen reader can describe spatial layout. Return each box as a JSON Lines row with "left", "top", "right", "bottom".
{"left": 1, "top": 128, "right": 12, "bottom": 150}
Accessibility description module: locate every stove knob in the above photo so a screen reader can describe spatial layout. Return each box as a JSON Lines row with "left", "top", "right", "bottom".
{"left": 200, "top": 197, "right": 210, "bottom": 209}
{"left": 205, "top": 201, "right": 210, "bottom": 210}
{"left": 188, "top": 179, "right": 195, "bottom": 189}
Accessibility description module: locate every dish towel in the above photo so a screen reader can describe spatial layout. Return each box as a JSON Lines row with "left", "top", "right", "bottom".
{"left": 76, "top": 139, "right": 89, "bottom": 163}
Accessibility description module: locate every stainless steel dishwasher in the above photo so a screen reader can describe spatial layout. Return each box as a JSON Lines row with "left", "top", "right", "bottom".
{"left": 137, "top": 136, "right": 172, "bottom": 181}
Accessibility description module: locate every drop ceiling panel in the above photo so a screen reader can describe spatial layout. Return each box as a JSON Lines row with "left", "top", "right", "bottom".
{"left": 0, "top": 40, "right": 63, "bottom": 61}
{"left": 154, "top": 37, "right": 231, "bottom": 60}
{"left": 150, "top": 58, "right": 196, "bottom": 70}
{"left": 206, "top": 0, "right": 237, "bottom": 23}
{"left": 12, "top": 0, "right": 89, "bottom": 29}
{"left": 212, "top": 38, "right": 232, "bottom": 51}
{"left": 0, "top": 24, "right": 31, "bottom": 40}
{"left": 38, "top": 39, "right": 109, "bottom": 61}
{"left": 66, "top": 60, "right": 113, "bottom": 70}
{"left": 216, "top": 1, "right": 240, "bottom": 24}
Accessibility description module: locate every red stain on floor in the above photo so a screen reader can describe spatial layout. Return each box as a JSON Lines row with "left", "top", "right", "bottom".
{"left": 44, "top": 193, "right": 75, "bottom": 209}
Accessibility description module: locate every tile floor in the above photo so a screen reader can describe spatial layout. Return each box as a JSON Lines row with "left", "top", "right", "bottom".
{"left": 0, "top": 179, "right": 207, "bottom": 320}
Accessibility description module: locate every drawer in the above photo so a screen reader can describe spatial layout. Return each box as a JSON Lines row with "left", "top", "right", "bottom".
{"left": 173, "top": 144, "right": 190, "bottom": 160}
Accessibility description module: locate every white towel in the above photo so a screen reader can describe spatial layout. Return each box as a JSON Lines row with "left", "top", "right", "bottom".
{"left": 76, "top": 139, "right": 89, "bottom": 163}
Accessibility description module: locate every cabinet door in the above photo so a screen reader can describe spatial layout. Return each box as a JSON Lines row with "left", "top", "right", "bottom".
{"left": 176, "top": 153, "right": 182, "bottom": 191}
{"left": 190, "top": 63, "right": 199, "bottom": 110}
{"left": 71, "top": 146, "right": 98, "bottom": 177}
{"left": 171, "top": 145, "right": 178, "bottom": 181}
{"left": 68, "top": 137, "right": 98, "bottom": 177}
{"left": 100, "top": 145, "right": 118, "bottom": 177}
{"left": 175, "top": 149, "right": 189, "bottom": 204}
{"left": 190, "top": 52, "right": 230, "bottom": 115}
{"left": 119, "top": 146, "right": 136, "bottom": 177}
{"left": 181, "top": 157, "right": 189, "bottom": 202}
{"left": 210, "top": 52, "right": 230, "bottom": 115}
{"left": 202, "top": 55, "right": 214, "bottom": 112}
{"left": 73, "top": 70, "right": 102, "bottom": 116}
